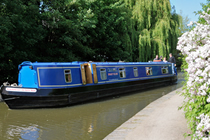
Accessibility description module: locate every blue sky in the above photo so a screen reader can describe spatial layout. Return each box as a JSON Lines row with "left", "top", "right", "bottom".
{"left": 170, "top": 0, "right": 207, "bottom": 22}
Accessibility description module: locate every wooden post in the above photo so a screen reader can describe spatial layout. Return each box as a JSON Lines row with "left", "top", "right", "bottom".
{"left": 92, "top": 64, "right": 98, "bottom": 84}
{"left": 80, "top": 64, "right": 86, "bottom": 85}
{"left": 84, "top": 63, "right": 93, "bottom": 84}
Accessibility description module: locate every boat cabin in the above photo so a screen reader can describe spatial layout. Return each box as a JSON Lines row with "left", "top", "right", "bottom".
{"left": 17, "top": 61, "right": 176, "bottom": 89}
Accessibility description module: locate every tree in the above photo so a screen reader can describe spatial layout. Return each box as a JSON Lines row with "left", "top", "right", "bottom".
{"left": 133, "top": 0, "right": 180, "bottom": 62}
{"left": 0, "top": 0, "right": 46, "bottom": 83}
{"left": 177, "top": 10, "right": 191, "bottom": 35}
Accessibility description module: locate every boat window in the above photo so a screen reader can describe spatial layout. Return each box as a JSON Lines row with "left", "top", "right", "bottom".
{"left": 146, "top": 67, "right": 153, "bottom": 76}
{"left": 161, "top": 66, "right": 169, "bottom": 74}
{"left": 119, "top": 68, "right": 126, "bottom": 78}
{"left": 64, "top": 70, "right": 72, "bottom": 83}
{"left": 100, "top": 68, "right": 107, "bottom": 80}
{"left": 133, "top": 67, "right": 138, "bottom": 77}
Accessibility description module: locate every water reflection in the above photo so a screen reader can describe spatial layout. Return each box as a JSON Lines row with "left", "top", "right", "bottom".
{"left": 6, "top": 125, "right": 40, "bottom": 140}
{"left": 0, "top": 72, "right": 185, "bottom": 140}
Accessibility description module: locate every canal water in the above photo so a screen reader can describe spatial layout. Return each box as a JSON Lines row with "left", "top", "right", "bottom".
{"left": 0, "top": 72, "right": 185, "bottom": 140}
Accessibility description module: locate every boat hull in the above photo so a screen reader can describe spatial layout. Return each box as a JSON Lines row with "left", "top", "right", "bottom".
{"left": 1, "top": 76, "right": 177, "bottom": 109}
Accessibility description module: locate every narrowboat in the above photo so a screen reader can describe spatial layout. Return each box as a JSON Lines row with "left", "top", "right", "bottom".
{"left": 0, "top": 61, "right": 177, "bottom": 109}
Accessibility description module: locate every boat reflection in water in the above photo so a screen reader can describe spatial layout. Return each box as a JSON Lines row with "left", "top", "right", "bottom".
{"left": 6, "top": 125, "right": 40, "bottom": 140}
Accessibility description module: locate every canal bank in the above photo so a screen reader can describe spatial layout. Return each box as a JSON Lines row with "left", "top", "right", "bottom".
{"left": 103, "top": 87, "right": 190, "bottom": 140}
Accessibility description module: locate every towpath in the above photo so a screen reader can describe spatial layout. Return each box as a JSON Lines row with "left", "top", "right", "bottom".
{"left": 103, "top": 87, "right": 191, "bottom": 140}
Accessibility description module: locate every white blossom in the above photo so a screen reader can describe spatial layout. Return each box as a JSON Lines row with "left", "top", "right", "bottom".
{"left": 177, "top": 10, "right": 210, "bottom": 139}
{"left": 187, "top": 21, "right": 194, "bottom": 26}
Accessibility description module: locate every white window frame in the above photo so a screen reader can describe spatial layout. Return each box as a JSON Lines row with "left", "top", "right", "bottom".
{"left": 100, "top": 68, "right": 107, "bottom": 80}
{"left": 145, "top": 67, "right": 153, "bottom": 76}
{"left": 119, "top": 68, "right": 126, "bottom": 78}
{"left": 133, "top": 67, "right": 138, "bottom": 77}
{"left": 64, "top": 69, "right": 72, "bottom": 83}
{"left": 161, "top": 66, "right": 169, "bottom": 74}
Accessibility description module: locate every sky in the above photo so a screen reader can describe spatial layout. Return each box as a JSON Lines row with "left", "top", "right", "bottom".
{"left": 170, "top": 0, "right": 208, "bottom": 22}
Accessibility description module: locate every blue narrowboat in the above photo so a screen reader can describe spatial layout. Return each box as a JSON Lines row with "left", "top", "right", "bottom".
{"left": 0, "top": 61, "right": 177, "bottom": 109}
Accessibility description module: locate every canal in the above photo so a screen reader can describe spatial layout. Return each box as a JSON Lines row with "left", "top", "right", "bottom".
{"left": 0, "top": 72, "right": 185, "bottom": 140}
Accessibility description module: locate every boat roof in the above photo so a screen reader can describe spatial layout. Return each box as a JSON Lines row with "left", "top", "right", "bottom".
{"left": 18, "top": 61, "right": 171, "bottom": 68}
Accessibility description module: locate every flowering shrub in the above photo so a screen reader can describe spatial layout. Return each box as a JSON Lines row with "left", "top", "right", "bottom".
{"left": 177, "top": 9, "right": 210, "bottom": 139}
{"left": 196, "top": 114, "right": 210, "bottom": 139}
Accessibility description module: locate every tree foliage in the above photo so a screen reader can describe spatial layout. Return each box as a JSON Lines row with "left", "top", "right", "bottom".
{"left": 133, "top": 0, "right": 180, "bottom": 62}
{"left": 0, "top": 0, "right": 180, "bottom": 83}
{"left": 177, "top": 10, "right": 191, "bottom": 35}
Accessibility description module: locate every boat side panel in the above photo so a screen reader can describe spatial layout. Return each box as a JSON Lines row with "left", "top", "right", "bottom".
{"left": 37, "top": 66, "right": 82, "bottom": 88}
{"left": 95, "top": 64, "right": 173, "bottom": 84}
